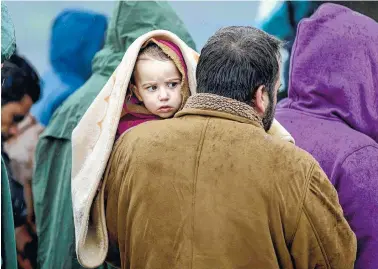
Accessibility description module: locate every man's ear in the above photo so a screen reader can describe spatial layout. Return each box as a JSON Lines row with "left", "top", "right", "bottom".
{"left": 130, "top": 83, "right": 143, "bottom": 101}
{"left": 253, "top": 85, "right": 267, "bottom": 116}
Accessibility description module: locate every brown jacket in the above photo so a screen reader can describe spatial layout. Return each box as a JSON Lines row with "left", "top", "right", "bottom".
{"left": 103, "top": 93, "right": 357, "bottom": 269}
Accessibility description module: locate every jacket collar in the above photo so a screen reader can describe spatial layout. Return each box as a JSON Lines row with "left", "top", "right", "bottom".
{"left": 175, "top": 93, "right": 263, "bottom": 129}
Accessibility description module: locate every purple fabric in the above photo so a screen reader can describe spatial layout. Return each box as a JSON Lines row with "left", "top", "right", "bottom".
{"left": 276, "top": 4, "right": 378, "bottom": 268}
{"left": 116, "top": 96, "right": 159, "bottom": 139}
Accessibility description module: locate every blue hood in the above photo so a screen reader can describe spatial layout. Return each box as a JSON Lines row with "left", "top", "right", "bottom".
{"left": 50, "top": 9, "right": 107, "bottom": 81}
{"left": 30, "top": 9, "right": 107, "bottom": 126}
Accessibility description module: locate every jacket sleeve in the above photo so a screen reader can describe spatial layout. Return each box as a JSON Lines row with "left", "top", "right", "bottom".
{"left": 335, "top": 146, "right": 378, "bottom": 269}
{"left": 290, "top": 162, "right": 357, "bottom": 269}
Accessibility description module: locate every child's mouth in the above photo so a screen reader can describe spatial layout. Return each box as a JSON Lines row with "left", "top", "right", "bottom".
{"left": 157, "top": 106, "right": 173, "bottom": 113}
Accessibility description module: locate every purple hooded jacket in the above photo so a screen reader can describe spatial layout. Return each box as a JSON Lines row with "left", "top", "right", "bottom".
{"left": 276, "top": 4, "right": 378, "bottom": 268}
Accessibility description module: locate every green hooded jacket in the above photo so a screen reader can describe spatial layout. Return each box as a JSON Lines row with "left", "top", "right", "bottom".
{"left": 1, "top": 2, "right": 16, "bottom": 64}
{"left": 1, "top": 3, "right": 17, "bottom": 269}
{"left": 1, "top": 160, "right": 18, "bottom": 269}
{"left": 32, "top": 1, "right": 196, "bottom": 268}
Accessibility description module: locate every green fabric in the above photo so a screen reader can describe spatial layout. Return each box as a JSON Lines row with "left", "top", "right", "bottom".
{"left": 1, "top": 158, "right": 17, "bottom": 269}
{"left": 1, "top": 4, "right": 17, "bottom": 266}
{"left": 33, "top": 1, "right": 196, "bottom": 269}
{"left": 1, "top": 2, "right": 16, "bottom": 63}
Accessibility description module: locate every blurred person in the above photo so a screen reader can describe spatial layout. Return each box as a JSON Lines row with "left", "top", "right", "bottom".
{"left": 32, "top": 1, "right": 196, "bottom": 269}
{"left": 2, "top": 53, "right": 42, "bottom": 269}
{"left": 30, "top": 9, "right": 108, "bottom": 127}
{"left": 5, "top": 10, "right": 106, "bottom": 267}
{"left": 5, "top": 8, "right": 107, "bottom": 234}
{"left": 1, "top": 59, "right": 41, "bottom": 227}
{"left": 276, "top": 4, "right": 378, "bottom": 269}
{"left": 1, "top": 3, "right": 18, "bottom": 268}
{"left": 4, "top": 53, "right": 42, "bottom": 228}
{"left": 1, "top": 58, "right": 41, "bottom": 268}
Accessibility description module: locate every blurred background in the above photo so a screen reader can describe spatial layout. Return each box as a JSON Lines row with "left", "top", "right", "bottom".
{"left": 5, "top": 1, "right": 267, "bottom": 75}
{"left": 5, "top": 0, "right": 378, "bottom": 105}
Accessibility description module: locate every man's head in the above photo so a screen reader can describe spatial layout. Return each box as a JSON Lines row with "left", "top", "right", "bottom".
{"left": 1, "top": 57, "right": 40, "bottom": 140}
{"left": 196, "top": 26, "right": 283, "bottom": 131}
{"left": 131, "top": 43, "right": 183, "bottom": 118}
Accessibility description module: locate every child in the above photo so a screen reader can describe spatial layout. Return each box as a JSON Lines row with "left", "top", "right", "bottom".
{"left": 71, "top": 30, "right": 200, "bottom": 269}
{"left": 116, "top": 38, "right": 189, "bottom": 139}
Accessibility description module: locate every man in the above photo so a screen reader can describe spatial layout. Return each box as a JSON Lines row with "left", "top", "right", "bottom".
{"left": 275, "top": 4, "right": 378, "bottom": 269}
{"left": 2, "top": 54, "right": 41, "bottom": 269}
{"left": 32, "top": 1, "right": 196, "bottom": 269}
{"left": 2, "top": 56, "right": 41, "bottom": 269}
{"left": 102, "top": 26, "right": 356, "bottom": 268}
{"left": 2, "top": 59, "right": 41, "bottom": 221}
{"left": 5, "top": 55, "right": 44, "bottom": 230}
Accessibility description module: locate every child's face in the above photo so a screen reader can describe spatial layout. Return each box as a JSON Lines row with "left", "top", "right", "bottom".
{"left": 133, "top": 57, "right": 183, "bottom": 118}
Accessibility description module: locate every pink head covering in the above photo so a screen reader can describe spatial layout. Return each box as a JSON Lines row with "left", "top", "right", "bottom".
{"left": 156, "top": 39, "right": 187, "bottom": 77}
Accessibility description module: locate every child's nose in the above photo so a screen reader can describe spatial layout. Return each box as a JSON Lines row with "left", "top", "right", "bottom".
{"left": 158, "top": 89, "right": 169, "bottom": 101}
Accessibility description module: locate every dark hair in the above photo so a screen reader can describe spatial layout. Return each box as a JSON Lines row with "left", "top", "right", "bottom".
{"left": 9, "top": 54, "right": 41, "bottom": 102}
{"left": 1, "top": 55, "right": 41, "bottom": 105}
{"left": 196, "top": 26, "right": 283, "bottom": 104}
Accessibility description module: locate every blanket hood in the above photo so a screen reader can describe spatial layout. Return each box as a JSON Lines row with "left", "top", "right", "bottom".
{"left": 91, "top": 1, "right": 197, "bottom": 79}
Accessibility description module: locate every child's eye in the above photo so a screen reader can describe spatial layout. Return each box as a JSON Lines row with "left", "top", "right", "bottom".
{"left": 146, "top": 86, "right": 157, "bottom": 92}
{"left": 167, "top": 82, "right": 178, "bottom": 89}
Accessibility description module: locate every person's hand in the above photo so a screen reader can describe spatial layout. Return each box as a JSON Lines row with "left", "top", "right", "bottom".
{"left": 15, "top": 224, "right": 33, "bottom": 269}
{"left": 15, "top": 222, "right": 38, "bottom": 269}
{"left": 23, "top": 181, "right": 36, "bottom": 233}
{"left": 26, "top": 213, "right": 36, "bottom": 234}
